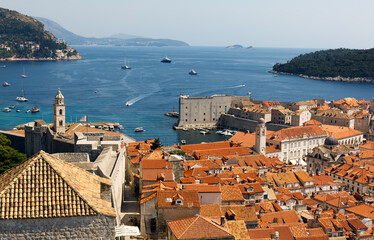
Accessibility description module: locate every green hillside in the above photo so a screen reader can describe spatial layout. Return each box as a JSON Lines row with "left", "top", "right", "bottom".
{"left": 272, "top": 48, "right": 374, "bottom": 79}
{"left": 0, "top": 7, "right": 79, "bottom": 60}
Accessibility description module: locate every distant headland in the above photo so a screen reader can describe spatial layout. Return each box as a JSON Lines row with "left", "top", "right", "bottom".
{"left": 271, "top": 48, "right": 374, "bottom": 83}
{"left": 226, "top": 44, "right": 254, "bottom": 49}
{"left": 36, "top": 17, "right": 189, "bottom": 47}
{"left": 0, "top": 7, "right": 82, "bottom": 61}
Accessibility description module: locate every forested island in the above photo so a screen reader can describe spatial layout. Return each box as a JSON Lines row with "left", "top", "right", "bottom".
{"left": 0, "top": 7, "right": 81, "bottom": 61}
{"left": 271, "top": 48, "right": 374, "bottom": 82}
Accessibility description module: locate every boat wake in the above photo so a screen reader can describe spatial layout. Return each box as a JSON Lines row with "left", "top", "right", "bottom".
{"left": 126, "top": 93, "right": 153, "bottom": 106}
{"left": 228, "top": 84, "right": 245, "bottom": 88}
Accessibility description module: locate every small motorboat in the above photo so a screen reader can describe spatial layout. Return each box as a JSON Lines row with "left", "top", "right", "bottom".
{"left": 160, "top": 57, "right": 172, "bottom": 63}
{"left": 9, "top": 105, "right": 15, "bottom": 109}
{"left": 134, "top": 127, "right": 144, "bottom": 132}
{"left": 31, "top": 107, "right": 40, "bottom": 113}
{"left": 200, "top": 131, "right": 207, "bottom": 135}
{"left": 189, "top": 69, "right": 197, "bottom": 75}
{"left": 26, "top": 109, "right": 31, "bottom": 113}
{"left": 126, "top": 102, "right": 130, "bottom": 107}
{"left": 118, "top": 125, "right": 124, "bottom": 130}
{"left": 16, "top": 109, "right": 20, "bottom": 112}
{"left": 182, "top": 128, "right": 188, "bottom": 131}
{"left": 16, "top": 96, "right": 28, "bottom": 102}
{"left": 2, "top": 107, "right": 11, "bottom": 112}
{"left": 3, "top": 82, "right": 10, "bottom": 87}
{"left": 121, "top": 59, "right": 131, "bottom": 69}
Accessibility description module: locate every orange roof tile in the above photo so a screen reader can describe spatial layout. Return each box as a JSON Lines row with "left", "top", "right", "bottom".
{"left": 221, "top": 185, "right": 244, "bottom": 201}
{"left": 260, "top": 210, "right": 300, "bottom": 224}
{"left": 7, "top": 129, "right": 25, "bottom": 135}
{"left": 142, "top": 169, "right": 174, "bottom": 182}
{"left": 320, "top": 124, "right": 363, "bottom": 140}
{"left": 269, "top": 126, "right": 327, "bottom": 142}
{"left": 225, "top": 220, "right": 251, "bottom": 240}
{"left": 180, "top": 141, "right": 231, "bottom": 154}
{"left": 64, "top": 122, "right": 122, "bottom": 138}
{"left": 346, "top": 204, "right": 374, "bottom": 220}
{"left": 167, "top": 216, "right": 234, "bottom": 240}
{"left": 193, "top": 147, "right": 252, "bottom": 159}
{"left": 183, "top": 184, "right": 221, "bottom": 193}
{"left": 157, "top": 190, "right": 200, "bottom": 208}
{"left": 141, "top": 159, "right": 171, "bottom": 169}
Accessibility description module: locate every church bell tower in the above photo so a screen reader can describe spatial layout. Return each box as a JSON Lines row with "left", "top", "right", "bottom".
{"left": 254, "top": 118, "right": 266, "bottom": 155}
{"left": 54, "top": 88, "right": 65, "bottom": 134}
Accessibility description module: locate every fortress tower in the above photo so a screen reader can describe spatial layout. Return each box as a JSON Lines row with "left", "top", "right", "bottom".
{"left": 254, "top": 118, "right": 266, "bottom": 155}
{"left": 53, "top": 88, "right": 65, "bottom": 134}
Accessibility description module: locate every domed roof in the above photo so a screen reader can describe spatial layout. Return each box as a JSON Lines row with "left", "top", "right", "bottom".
{"left": 258, "top": 118, "right": 265, "bottom": 124}
{"left": 55, "top": 88, "right": 64, "bottom": 99}
{"left": 324, "top": 135, "right": 338, "bottom": 146}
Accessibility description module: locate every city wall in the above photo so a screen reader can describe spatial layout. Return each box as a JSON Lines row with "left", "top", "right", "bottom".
{"left": 0, "top": 130, "right": 25, "bottom": 153}
{"left": 0, "top": 214, "right": 116, "bottom": 240}
{"left": 218, "top": 114, "right": 291, "bottom": 132}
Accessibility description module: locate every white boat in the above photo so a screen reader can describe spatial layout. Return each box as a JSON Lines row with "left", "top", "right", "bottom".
{"left": 26, "top": 109, "right": 31, "bottom": 113}
{"left": 121, "top": 59, "right": 131, "bottom": 69}
{"left": 20, "top": 66, "right": 27, "bottom": 78}
{"left": 16, "top": 78, "right": 28, "bottom": 102}
{"left": 160, "top": 57, "right": 172, "bottom": 63}
{"left": 16, "top": 109, "right": 20, "bottom": 112}
{"left": 2, "top": 108, "right": 11, "bottom": 112}
{"left": 216, "top": 130, "right": 223, "bottom": 135}
{"left": 182, "top": 128, "right": 188, "bottom": 131}
{"left": 134, "top": 127, "right": 144, "bottom": 132}
{"left": 200, "top": 131, "right": 207, "bottom": 135}
{"left": 3, "top": 81, "right": 10, "bottom": 87}
{"left": 222, "top": 130, "right": 233, "bottom": 136}
{"left": 118, "top": 125, "right": 124, "bottom": 130}
{"left": 9, "top": 105, "right": 15, "bottom": 109}
{"left": 189, "top": 69, "right": 197, "bottom": 75}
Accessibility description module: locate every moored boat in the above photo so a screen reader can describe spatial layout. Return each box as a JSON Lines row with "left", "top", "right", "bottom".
{"left": 3, "top": 81, "right": 10, "bottom": 87}
{"left": 134, "top": 127, "right": 144, "bottom": 132}
{"left": 160, "top": 57, "right": 172, "bottom": 63}
{"left": 189, "top": 69, "right": 197, "bottom": 75}
{"left": 9, "top": 105, "right": 15, "bottom": 109}
{"left": 26, "top": 109, "right": 31, "bottom": 113}
{"left": 2, "top": 107, "right": 11, "bottom": 112}
{"left": 31, "top": 107, "right": 40, "bottom": 113}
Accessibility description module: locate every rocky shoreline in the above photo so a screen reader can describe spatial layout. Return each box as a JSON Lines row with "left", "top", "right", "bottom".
{"left": 269, "top": 70, "right": 374, "bottom": 83}
{"left": 0, "top": 55, "right": 83, "bottom": 62}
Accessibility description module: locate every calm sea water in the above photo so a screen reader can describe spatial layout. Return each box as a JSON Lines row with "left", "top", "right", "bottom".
{"left": 0, "top": 46, "right": 373, "bottom": 145}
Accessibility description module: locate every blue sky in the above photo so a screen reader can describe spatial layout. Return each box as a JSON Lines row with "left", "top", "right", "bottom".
{"left": 2, "top": 0, "right": 374, "bottom": 48}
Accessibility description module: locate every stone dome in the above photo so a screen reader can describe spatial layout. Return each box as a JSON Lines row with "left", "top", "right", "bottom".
{"left": 258, "top": 118, "right": 265, "bottom": 124}
{"left": 324, "top": 135, "right": 338, "bottom": 146}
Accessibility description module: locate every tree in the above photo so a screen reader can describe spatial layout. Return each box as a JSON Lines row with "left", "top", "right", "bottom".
{"left": 0, "top": 134, "right": 27, "bottom": 174}
{"left": 151, "top": 138, "right": 162, "bottom": 150}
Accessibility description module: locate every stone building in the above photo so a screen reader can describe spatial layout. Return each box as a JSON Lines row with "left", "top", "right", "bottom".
{"left": 306, "top": 135, "right": 358, "bottom": 174}
{"left": 176, "top": 94, "right": 251, "bottom": 129}
{"left": 271, "top": 106, "right": 294, "bottom": 125}
{"left": 313, "top": 109, "right": 355, "bottom": 129}
{"left": 291, "top": 110, "right": 312, "bottom": 126}
{"left": 0, "top": 151, "right": 117, "bottom": 239}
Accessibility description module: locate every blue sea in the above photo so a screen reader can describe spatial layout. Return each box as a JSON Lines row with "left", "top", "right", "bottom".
{"left": 0, "top": 46, "right": 373, "bottom": 145}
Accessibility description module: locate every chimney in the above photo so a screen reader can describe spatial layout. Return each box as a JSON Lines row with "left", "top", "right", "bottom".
{"left": 220, "top": 216, "right": 226, "bottom": 226}
{"left": 271, "top": 231, "right": 279, "bottom": 240}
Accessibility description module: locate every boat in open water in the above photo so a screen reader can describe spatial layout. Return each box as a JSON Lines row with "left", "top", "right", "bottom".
{"left": 16, "top": 77, "right": 28, "bottom": 102}
{"left": 189, "top": 69, "right": 197, "bottom": 75}
{"left": 3, "top": 82, "right": 10, "bottom": 87}
{"left": 2, "top": 108, "right": 11, "bottom": 112}
{"left": 134, "top": 127, "right": 144, "bottom": 132}
{"left": 121, "top": 59, "right": 131, "bottom": 69}
{"left": 31, "top": 107, "right": 40, "bottom": 113}
{"left": 160, "top": 57, "right": 172, "bottom": 63}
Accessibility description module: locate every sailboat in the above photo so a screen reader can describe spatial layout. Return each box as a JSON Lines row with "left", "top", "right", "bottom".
{"left": 121, "top": 59, "right": 131, "bottom": 69}
{"left": 16, "top": 78, "right": 28, "bottom": 102}
{"left": 20, "top": 66, "right": 27, "bottom": 78}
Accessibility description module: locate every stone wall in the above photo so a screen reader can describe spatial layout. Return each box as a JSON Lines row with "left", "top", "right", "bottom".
{"left": 218, "top": 114, "right": 291, "bottom": 132}
{"left": 0, "top": 214, "right": 116, "bottom": 240}
{"left": 0, "top": 131, "right": 25, "bottom": 153}
{"left": 52, "top": 152, "right": 89, "bottom": 162}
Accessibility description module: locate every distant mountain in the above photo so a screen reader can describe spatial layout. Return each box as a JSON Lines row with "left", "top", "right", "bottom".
{"left": 36, "top": 17, "right": 189, "bottom": 47}
{"left": 110, "top": 33, "right": 142, "bottom": 40}
{"left": 0, "top": 8, "right": 81, "bottom": 60}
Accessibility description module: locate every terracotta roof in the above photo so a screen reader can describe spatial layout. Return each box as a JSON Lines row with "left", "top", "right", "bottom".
{"left": 255, "top": 201, "right": 283, "bottom": 213}
{"left": 361, "top": 141, "right": 374, "bottom": 150}
{"left": 180, "top": 141, "right": 231, "bottom": 155}
{"left": 225, "top": 220, "right": 250, "bottom": 240}
{"left": 141, "top": 159, "right": 171, "bottom": 169}
{"left": 142, "top": 169, "right": 174, "bottom": 182}
{"left": 320, "top": 124, "right": 363, "bottom": 140}
{"left": 7, "top": 130, "right": 25, "bottom": 135}
{"left": 220, "top": 205, "right": 257, "bottom": 222}
{"left": 269, "top": 126, "right": 327, "bottom": 142}
{"left": 193, "top": 147, "right": 252, "bottom": 159}
{"left": 183, "top": 184, "right": 221, "bottom": 193}
{"left": 221, "top": 185, "right": 244, "bottom": 201}
{"left": 346, "top": 204, "right": 374, "bottom": 220}
{"left": 260, "top": 210, "right": 300, "bottom": 224}
{"left": 157, "top": 190, "right": 200, "bottom": 208}
{"left": 303, "top": 119, "right": 322, "bottom": 126}
{"left": 200, "top": 205, "right": 222, "bottom": 221}
{"left": 294, "top": 171, "right": 314, "bottom": 183}
{"left": 312, "top": 174, "right": 336, "bottom": 186}
{"left": 64, "top": 122, "right": 122, "bottom": 138}
{"left": 0, "top": 151, "right": 115, "bottom": 219}
{"left": 167, "top": 216, "right": 234, "bottom": 240}
{"left": 230, "top": 131, "right": 275, "bottom": 148}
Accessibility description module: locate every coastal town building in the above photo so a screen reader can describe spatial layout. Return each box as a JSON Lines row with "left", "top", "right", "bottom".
{"left": 0, "top": 151, "right": 117, "bottom": 239}
{"left": 176, "top": 94, "right": 251, "bottom": 129}
{"left": 313, "top": 109, "right": 355, "bottom": 128}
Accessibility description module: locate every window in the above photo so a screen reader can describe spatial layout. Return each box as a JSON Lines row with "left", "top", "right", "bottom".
{"left": 175, "top": 199, "right": 183, "bottom": 205}
{"left": 185, "top": 119, "right": 188, "bottom": 122}
{"left": 59, "top": 120, "right": 63, "bottom": 126}
{"left": 59, "top": 109, "right": 63, "bottom": 115}
{"left": 194, "top": 119, "right": 196, "bottom": 122}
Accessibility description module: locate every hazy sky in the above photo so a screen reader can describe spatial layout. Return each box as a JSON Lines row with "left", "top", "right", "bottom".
{"left": 2, "top": 0, "right": 374, "bottom": 48}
